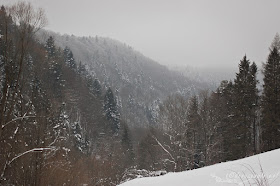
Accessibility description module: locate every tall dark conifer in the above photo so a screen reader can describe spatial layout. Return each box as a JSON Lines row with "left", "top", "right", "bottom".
{"left": 45, "top": 36, "right": 63, "bottom": 98}
{"left": 104, "top": 88, "right": 120, "bottom": 133}
{"left": 45, "top": 36, "right": 56, "bottom": 59}
{"left": 249, "top": 62, "right": 259, "bottom": 153}
{"left": 221, "top": 56, "right": 258, "bottom": 161}
{"left": 219, "top": 80, "right": 236, "bottom": 161}
{"left": 230, "top": 56, "right": 258, "bottom": 159}
{"left": 261, "top": 46, "right": 280, "bottom": 151}
{"left": 63, "top": 46, "right": 76, "bottom": 69}
{"left": 121, "top": 122, "right": 134, "bottom": 166}
{"left": 186, "top": 96, "right": 202, "bottom": 169}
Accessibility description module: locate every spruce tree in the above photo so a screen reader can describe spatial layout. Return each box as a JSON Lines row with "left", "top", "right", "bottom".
{"left": 218, "top": 56, "right": 258, "bottom": 161}
{"left": 227, "top": 56, "right": 258, "bottom": 159}
{"left": 78, "top": 61, "right": 86, "bottom": 75}
{"left": 63, "top": 46, "right": 76, "bottom": 69}
{"left": 218, "top": 80, "right": 236, "bottom": 161}
{"left": 249, "top": 62, "right": 259, "bottom": 153}
{"left": 93, "top": 78, "right": 102, "bottom": 96}
{"left": 261, "top": 46, "right": 280, "bottom": 151}
{"left": 45, "top": 36, "right": 56, "bottom": 59}
{"left": 270, "top": 33, "right": 280, "bottom": 51}
{"left": 45, "top": 36, "right": 63, "bottom": 98}
{"left": 186, "top": 96, "right": 202, "bottom": 169}
{"left": 121, "top": 122, "right": 134, "bottom": 166}
{"left": 104, "top": 88, "right": 120, "bottom": 133}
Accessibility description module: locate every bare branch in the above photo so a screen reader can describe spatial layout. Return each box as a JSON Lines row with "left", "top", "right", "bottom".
{"left": 8, "top": 147, "right": 55, "bottom": 166}
{"left": 2, "top": 115, "right": 43, "bottom": 129}
{"left": 7, "top": 2, "right": 47, "bottom": 34}
{"left": 152, "top": 135, "right": 177, "bottom": 171}
{"left": 1, "top": 147, "right": 55, "bottom": 180}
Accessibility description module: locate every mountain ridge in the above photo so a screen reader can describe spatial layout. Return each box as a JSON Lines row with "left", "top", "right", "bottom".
{"left": 37, "top": 30, "right": 209, "bottom": 127}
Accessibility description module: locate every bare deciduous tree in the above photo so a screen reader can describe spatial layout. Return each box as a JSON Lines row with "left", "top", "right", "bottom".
{"left": 0, "top": 1, "right": 47, "bottom": 136}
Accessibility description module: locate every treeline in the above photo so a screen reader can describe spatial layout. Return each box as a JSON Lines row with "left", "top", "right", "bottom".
{"left": 139, "top": 34, "right": 280, "bottom": 172}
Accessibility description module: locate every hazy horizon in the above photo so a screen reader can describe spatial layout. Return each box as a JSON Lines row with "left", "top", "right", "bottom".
{"left": 2, "top": 0, "right": 280, "bottom": 68}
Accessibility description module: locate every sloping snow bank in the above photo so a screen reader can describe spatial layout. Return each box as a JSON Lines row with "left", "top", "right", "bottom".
{"left": 119, "top": 149, "right": 280, "bottom": 186}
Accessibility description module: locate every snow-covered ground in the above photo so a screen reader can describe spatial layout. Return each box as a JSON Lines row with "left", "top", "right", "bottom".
{"left": 119, "top": 149, "right": 280, "bottom": 186}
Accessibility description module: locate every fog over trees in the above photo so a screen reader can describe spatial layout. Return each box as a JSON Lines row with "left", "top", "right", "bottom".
{"left": 1, "top": 2, "right": 280, "bottom": 186}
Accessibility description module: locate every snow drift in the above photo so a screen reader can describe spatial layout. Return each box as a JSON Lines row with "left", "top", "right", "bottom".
{"left": 119, "top": 149, "right": 280, "bottom": 186}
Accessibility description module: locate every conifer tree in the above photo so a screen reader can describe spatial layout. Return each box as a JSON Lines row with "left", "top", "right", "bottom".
{"left": 93, "top": 78, "right": 102, "bottom": 96}
{"left": 78, "top": 61, "right": 86, "bottom": 76}
{"left": 233, "top": 56, "right": 258, "bottom": 156}
{"left": 261, "top": 46, "right": 280, "bottom": 151}
{"left": 186, "top": 96, "right": 202, "bottom": 169}
{"left": 45, "top": 36, "right": 63, "bottom": 98}
{"left": 225, "top": 56, "right": 258, "bottom": 159}
{"left": 218, "top": 80, "right": 236, "bottom": 161}
{"left": 249, "top": 62, "right": 259, "bottom": 153}
{"left": 270, "top": 33, "right": 280, "bottom": 51}
{"left": 45, "top": 36, "right": 56, "bottom": 59}
{"left": 121, "top": 122, "right": 134, "bottom": 166}
{"left": 104, "top": 88, "right": 120, "bottom": 133}
{"left": 63, "top": 46, "right": 76, "bottom": 69}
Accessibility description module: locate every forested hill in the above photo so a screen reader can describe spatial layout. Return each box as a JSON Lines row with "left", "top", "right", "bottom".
{"left": 0, "top": 3, "right": 212, "bottom": 185}
{"left": 0, "top": 4, "right": 130, "bottom": 184}
{"left": 3, "top": 2, "right": 280, "bottom": 186}
{"left": 37, "top": 30, "right": 210, "bottom": 127}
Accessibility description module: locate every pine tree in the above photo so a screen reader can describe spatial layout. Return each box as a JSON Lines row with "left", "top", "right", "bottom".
{"left": 104, "top": 88, "right": 120, "bottom": 133}
{"left": 78, "top": 61, "right": 86, "bottom": 76}
{"left": 218, "top": 80, "right": 236, "bottom": 161}
{"left": 261, "top": 46, "right": 280, "bottom": 151}
{"left": 121, "top": 122, "right": 134, "bottom": 166}
{"left": 92, "top": 78, "right": 102, "bottom": 96}
{"left": 224, "top": 56, "right": 258, "bottom": 159}
{"left": 45, "top": 36, "right": 63, "bottom": 98}
{"left": 205, "top": 88, "right": 226, "bottom": 164}
{"left": 45, "top": 36, "right": 56, "bottom": 59}
{"left": 199, "top": 91, "right": 212, "bottom": 166}
{"left": 270, "top": 33, "right": 280, "bottom": 51}
{"left": 186, "top": 96, "right": 202, "bottom": 169}
{"left": 63, "top": 46, "right": 76, "bottom": 69}
{"left": 249, "top": 62, "right": 259, "bottom": 153}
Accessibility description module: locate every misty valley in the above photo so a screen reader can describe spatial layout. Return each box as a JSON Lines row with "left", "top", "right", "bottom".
{"left": 1, "top": 2, "right": 280, "bottom": 186}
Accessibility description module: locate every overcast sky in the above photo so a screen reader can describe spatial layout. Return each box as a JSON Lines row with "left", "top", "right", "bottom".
{"left": 2, "top": 0, "right": 280, "bottom": 68}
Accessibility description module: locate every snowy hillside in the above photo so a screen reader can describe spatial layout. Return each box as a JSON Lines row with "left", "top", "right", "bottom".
{"left": 36, "top": 30, "right": 210, "bottom": 127}
{"left": 120, "top": 149, "right": 280, "bottom": 186}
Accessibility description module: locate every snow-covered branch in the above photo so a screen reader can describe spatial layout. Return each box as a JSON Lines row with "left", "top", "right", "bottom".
{"left": 8, "top": 147, "right": 55, "bottom": 165}
{"left": 0, "top": 147, "right": 55, "bottom": 180}
{"left": 152, "top": 135, "right": 177, "bottom": 171}
{"left": 2, "top": 115, "right": 41, "bottom": 129}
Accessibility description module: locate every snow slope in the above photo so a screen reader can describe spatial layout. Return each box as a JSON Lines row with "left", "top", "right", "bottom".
{"left": 120, "top": 149, "right": 280, "bottom": 186}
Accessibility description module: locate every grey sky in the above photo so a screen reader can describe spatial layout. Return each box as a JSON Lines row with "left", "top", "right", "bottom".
{"left": 2, "top": 0, "right": 280, "bottom": 68}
